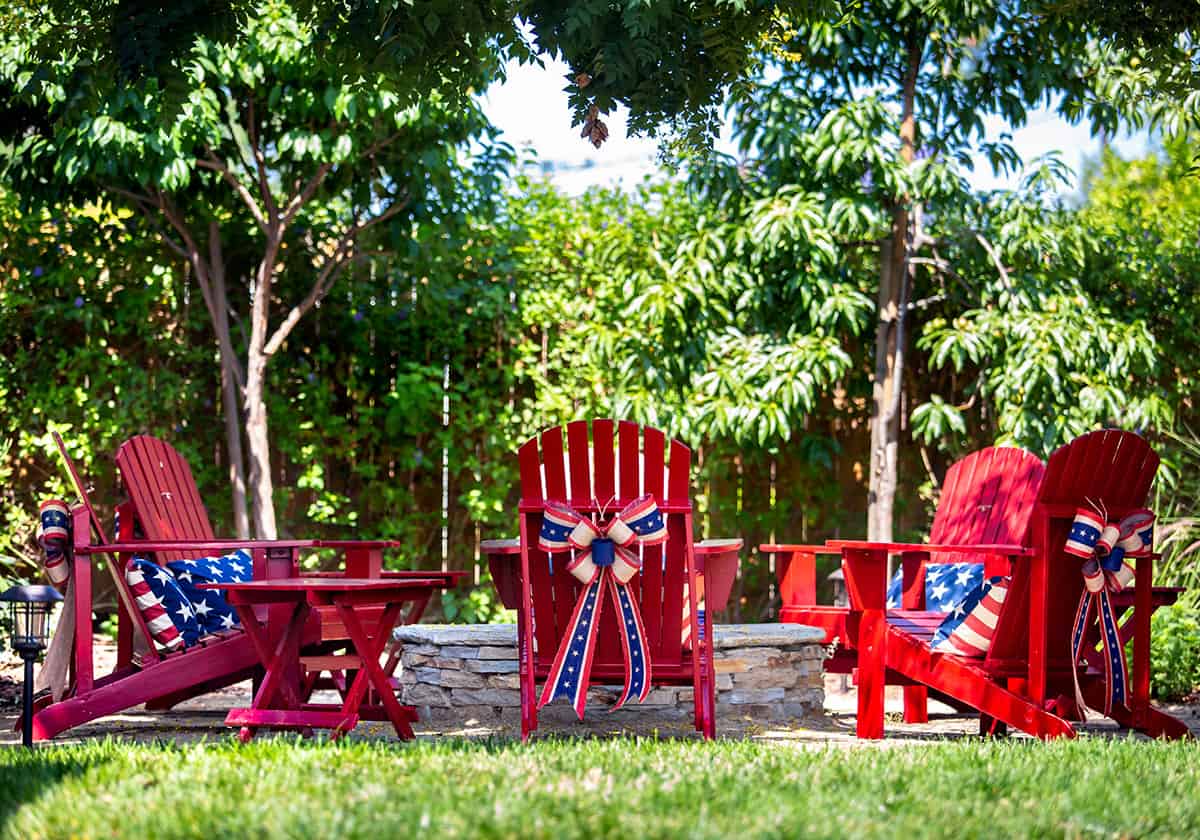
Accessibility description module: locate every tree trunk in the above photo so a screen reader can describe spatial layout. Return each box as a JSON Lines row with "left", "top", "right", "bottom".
{"left": 243, "top": 358, "right": 276, "bottom": 539}
{"left": 207, "top": 240, "right": 251, "bottom": 540}
{"left": 867, "top": 32, "right": 923, "bottom": 541}
{"left": 219, "top": 362, "right": 250, "bottom": 538}
{"left": 243, "top": 233, "right": 282, "bottom": 539}
{"left": 176, "top": 222, "right": 252, "bottom": 538}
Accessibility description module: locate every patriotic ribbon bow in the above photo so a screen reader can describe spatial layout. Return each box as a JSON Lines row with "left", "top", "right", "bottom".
{"left": 1065, "top": 505, "right": 1155, "bottom": 716}
{"left": 36, "top": 499, "right": 71, "bottom": 590}
{"left": 536, "top": 494, "right": 668, "bottom": 718}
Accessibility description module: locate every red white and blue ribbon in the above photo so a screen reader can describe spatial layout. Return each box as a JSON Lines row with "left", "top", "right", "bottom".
{"left": 36, "top": 499, "right": 71, "bottom": 589}
{"left": 1065, "top": 505, "right": 1154, "bottom": 716}
{"left": 536, "top": 494, "right": 667, "bottom": 718}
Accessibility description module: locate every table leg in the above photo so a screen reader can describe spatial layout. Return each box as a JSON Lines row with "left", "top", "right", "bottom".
{"left": 336, "top": 602, "right": 415, "bottom": 739}
{"left": 230, "top": 601, "right": 310, "bottom": 741}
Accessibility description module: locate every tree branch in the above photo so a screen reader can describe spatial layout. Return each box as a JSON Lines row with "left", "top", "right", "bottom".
{"left": 837, "top": 238, "right": 884, "bottom": 250}
{"left": 974, "top": 232, "right": 1012, "bottom": 290}
{"left": 106, "top": 186, "right": 189, "bottom": 259}
{"left": 280, "top": 163, "right": 332, "bottom": 226}
{"left": 196, "top": 152, "right": 270, "bottom": 234}
{"left": 261, "top": 196, "right": 410, "bottom": 357}
{"left": 908, "top": 256, "right": 978, "bottom": 296}
{"left": 245, "top": 97, "right": 276, "bottom": 224}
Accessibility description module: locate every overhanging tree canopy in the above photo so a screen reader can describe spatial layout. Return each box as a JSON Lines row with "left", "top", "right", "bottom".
{"left": 0, "top": 0, "right": 848, "bottom": 537}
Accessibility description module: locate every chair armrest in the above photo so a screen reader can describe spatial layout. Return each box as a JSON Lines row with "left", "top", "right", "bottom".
{"left": 759, "top": 543, "right": 843, "bottom": 554}
{"left": 482, "top": 538, "right": 742, "bottom": 557}
{"left": 759, "top": 543, "right": 842, "bottom": 608}
{"left": 78, "top": 539, "right": 320, "bottom": 554}
{"left": 838, "top": 546, "right": 890, "bottom": 611}
{"left": 827, "top": 540, "right": 1032, "bottom": 556}
{"left": 900, "top": 550, "right": 928, "bottom": 610}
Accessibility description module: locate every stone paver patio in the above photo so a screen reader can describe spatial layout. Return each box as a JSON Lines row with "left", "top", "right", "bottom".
{"left": 2, "top": 638, "right": 1197, "bottom": 747}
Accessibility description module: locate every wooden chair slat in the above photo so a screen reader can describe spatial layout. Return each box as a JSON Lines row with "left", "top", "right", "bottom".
{"left": 592, "top": 418, "right": 616, "bottom": 502}
{"left": 617, "top": 420, "right": 641, "bottom": 499}
{"left": 518, "top": 438, "right": 543, "bottom": 501}
{"left": 639, "top": 541, "right": 665, "bottom": 657}
{"left": 642, "top": 427, "right": 665, "bottom": 500}
{"left": 566, "top": 420, "right": 592, "bottom": 502}
{"left": 540, "top": 426, "right": 567, "bottom": 502}
{"left": 667, "top": 440, "right": 691, "bottom": 504}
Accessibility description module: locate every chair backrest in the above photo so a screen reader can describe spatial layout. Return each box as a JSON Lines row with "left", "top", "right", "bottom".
{"left": 115, "top": 435, "right": 216, "bottom": 562}
{"left": 985, "top": 429, "right": 1158, "bottom": 671}
{"left": 927, "top": 446, "right": 1046, "bottom": 569}
{"left": 517, "top": 419, "right": 696, "bottom": 674}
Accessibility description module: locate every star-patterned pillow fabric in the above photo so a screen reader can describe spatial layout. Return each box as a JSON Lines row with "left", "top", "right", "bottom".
{"left": 126, "top": 557, "right": 202, "bottom": 649}
{"left": 931, "top": 575, "right": 1011, "bottom": 657}
{"left": 885, "top": 561, "right": 983, "bottom": 612}
{"left": 167, "top": 549, "right": 251, "bottom": 636}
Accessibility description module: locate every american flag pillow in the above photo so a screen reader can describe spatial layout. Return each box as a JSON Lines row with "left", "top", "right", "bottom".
{"left": 931, "top": 576, "right": 1010, "bottom": 657}
{"left": 886, "top": 562, "right": 983, "bottom": 611}
{"left": 167, "top": 549, "right": 251, "bottom": 636}
{"left": 126, "top": 557, "right": 201, "bottom": 649}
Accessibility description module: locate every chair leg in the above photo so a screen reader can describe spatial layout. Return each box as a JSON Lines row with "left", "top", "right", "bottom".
{"left": 518, "top": 633, "right": 537, "bottom": 741}
{"left": 855, "top": 609, "right": 887, "bottom": 739}
{"left": 980, "top": 713, "right": 1008, "bottom": 737}
{"left": 702, "top": 665, "right": 717, "bottom": 740}
{"left": 903, "top": 686, "right": 928, "bottom": 723}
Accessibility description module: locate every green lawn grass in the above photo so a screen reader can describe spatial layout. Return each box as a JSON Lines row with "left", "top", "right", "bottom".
{"left": 1, "top": 736, "right": 1197, "bottom": 838}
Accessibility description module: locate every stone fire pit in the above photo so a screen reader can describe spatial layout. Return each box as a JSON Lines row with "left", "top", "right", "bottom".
{"left": 395, "top": 622, "right": 827, "bottom": 727}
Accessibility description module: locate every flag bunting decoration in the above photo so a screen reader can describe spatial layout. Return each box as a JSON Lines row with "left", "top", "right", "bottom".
{"left": 36, "top": 499, "right": 71, "bottom": 589}
{"left": 1065, "top": 505, "right": 1155, "bottom": 716}
{"left": 536, "top": 494, "right": 667, "bottom": 718}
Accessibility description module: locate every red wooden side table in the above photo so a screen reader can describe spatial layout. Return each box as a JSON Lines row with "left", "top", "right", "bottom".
{"left": 201, "top": 577, "right": 443, "bottom": 742}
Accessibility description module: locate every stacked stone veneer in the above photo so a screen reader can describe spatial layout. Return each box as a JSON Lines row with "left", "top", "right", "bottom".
{"left": 394, "top": 623, "right": 827, "bottom": 726}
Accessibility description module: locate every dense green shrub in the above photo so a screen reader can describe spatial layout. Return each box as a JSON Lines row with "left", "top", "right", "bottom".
{"left": 1149, "top": 602, "right": 1200, "bottom": 700}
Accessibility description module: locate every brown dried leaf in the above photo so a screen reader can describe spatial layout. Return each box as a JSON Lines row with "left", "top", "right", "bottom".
{"left": 588, "top": 118, "right": 609, "bottom": 148}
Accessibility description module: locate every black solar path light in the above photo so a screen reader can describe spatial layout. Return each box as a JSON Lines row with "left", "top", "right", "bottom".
{"left": 1, "top": 584, "right": 62, "bottom": 747}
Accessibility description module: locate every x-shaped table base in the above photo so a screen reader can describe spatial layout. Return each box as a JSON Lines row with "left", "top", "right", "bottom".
{"left": 206, "top": 578, "right": 441, "bottom": 742}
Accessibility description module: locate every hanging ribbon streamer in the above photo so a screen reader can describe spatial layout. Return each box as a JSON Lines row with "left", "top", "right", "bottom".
{"left": 1064, "top": 505, "right": 1155, "bottom": 716}
{"left": 37, "top": 499, "right": 71, "bottom": 589}
{"left": 35, "top": 499, "right": 75, "bottom": 701}
{"left": 536, "top": 494, "right": 667, "bottom": 718}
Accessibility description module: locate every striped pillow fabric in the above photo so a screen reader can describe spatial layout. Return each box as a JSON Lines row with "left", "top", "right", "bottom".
{"left": 931, "top": 576, "right": 1010, "bottom": 657}
{"left": 125, "top": 557, "right": 201, "bottom": 650}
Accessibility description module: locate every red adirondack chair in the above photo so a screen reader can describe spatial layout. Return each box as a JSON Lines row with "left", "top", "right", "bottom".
{"left": 29, "top": 435, "right": 461, "bottom": 741}
{"left": 763, "top": 445, "right": 1046, "bottom": 723}
{"left": 800, "top": 430, "right": 1188, "bottom": 739}
{"left": 511, "top": 419, "right": 719, "bottom": 739}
